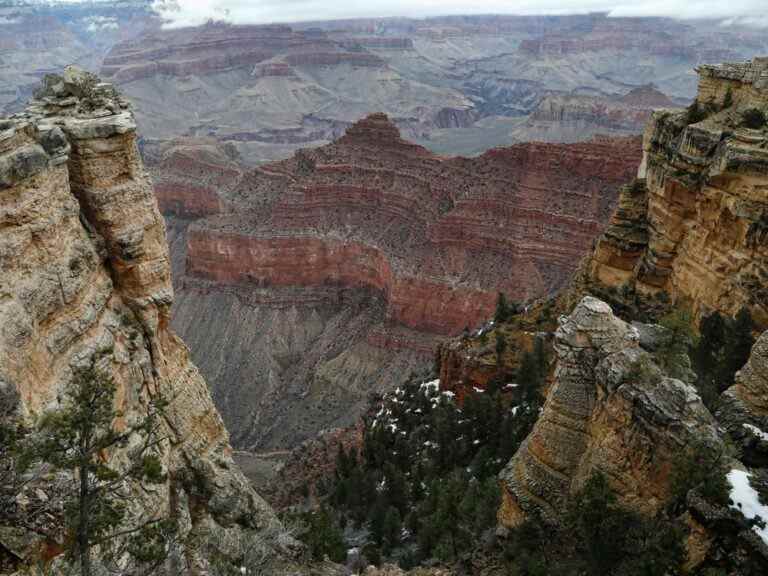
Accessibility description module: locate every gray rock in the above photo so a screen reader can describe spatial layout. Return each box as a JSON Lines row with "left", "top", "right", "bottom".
{"left": 0, "top": 143, "right": 48, "bottom": 189}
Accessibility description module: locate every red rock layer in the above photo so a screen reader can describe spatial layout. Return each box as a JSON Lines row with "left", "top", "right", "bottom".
{"left": 183, "top": 114, "right": 642, "bottom": 340}
{"left": 147, "top": 139, "right": 241, "bottom": 218}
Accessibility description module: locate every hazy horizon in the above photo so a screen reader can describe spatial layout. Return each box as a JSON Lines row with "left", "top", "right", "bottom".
{"left": 150, "top": 0, "right": 768, "bottom": 29}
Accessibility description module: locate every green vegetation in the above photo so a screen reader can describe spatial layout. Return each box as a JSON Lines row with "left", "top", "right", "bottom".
{"left": 302, "top": 507, "right": 346, "bottom": 562}
{"left": 321, "top": 343, "right": 548, "bottom": 566}
{"left": 685, "top": 100, "right": 712, "bottom": 125}
{"left": 569, "top": 472, "right": 685, "bottom": 576}
{"left": 669, "top": 441, "right": 731, "bottom": 512}
{"left": 652, "top": 306, "right": 755, "bottom": 410}
{"left": 494, "top": 292, "right": 520, "bottom": 323}
{"left": 16, "top": 362, "right": 174, "bottom": 576}
{"left": 500, "top": 472, "right": 686, "bottom": 576}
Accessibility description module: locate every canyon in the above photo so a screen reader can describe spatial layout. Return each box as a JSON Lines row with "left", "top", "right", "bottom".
{"left": 164, "top": 113, "right": 641, "bottom": 450}
{"left": 5, "top": 3, "right": 767, "bottom": 166}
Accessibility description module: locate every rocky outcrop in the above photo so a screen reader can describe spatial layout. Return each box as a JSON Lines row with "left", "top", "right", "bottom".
{"left": 498, "top": 297, "right": 720, "bottom": 527}
{"left": 169, "top": 114, "right": 640, "bottom": 449}
{"left": 590, "top": 58, "right": 768, "bottom": 328}
{"left": 0, "top": 68, "right": 287, "bottom": 570}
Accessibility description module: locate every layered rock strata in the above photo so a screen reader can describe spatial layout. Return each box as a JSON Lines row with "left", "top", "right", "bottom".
{"left": 590, "top": 57, "right": 768, "bottom": 328}
{"left": 170, "top": 114, "right": 641, "bottom": 449}
{"left": 186, "top": 114, "right": 641, "bottom": 337}
{"left": 0, "top": 68, "right": 285, "bottom": 570}
{"left": 517, "top": 85, "right": 680, "bottom": 143}
{"left": 498, "top": 297, "right": 721, "bottom": 527}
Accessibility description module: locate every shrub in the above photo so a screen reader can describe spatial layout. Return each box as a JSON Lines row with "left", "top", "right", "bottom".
{"left": 669, "top": 441, "right": 730, "bottom": 511}
{"left": 685, "top": 100, "right": 709, "bottom": 124}
{"left": 741, "top": 108, "right": 766, "bottom": 129}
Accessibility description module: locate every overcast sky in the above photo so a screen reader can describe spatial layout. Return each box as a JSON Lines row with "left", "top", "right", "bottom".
{"left": 151, "top": 1, "right": 768, "bottom": 28}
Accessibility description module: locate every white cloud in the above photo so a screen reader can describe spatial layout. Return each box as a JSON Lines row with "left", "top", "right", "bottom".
{"left": 151, "top": 0, "right": 768, "bottom": 28}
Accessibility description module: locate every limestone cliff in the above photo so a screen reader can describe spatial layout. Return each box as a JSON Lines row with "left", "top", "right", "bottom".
{"left": 0, "top": 68, "right": 287, "bottom": 571}
{"left": 590, "top": 57, "right": 768, "bottom": 328}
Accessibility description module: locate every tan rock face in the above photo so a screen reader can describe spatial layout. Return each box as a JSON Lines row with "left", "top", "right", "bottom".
{"left": 590, "top": 58, "right": 768, "bottom": 329}
{"left": 498, "top": 296, "right": 720, "bottom": 527}
{"left": 0, "top": 68, "right": 281, "bottom": 567}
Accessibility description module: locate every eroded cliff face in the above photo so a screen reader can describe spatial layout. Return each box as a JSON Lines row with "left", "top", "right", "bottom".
{"left": 0, "top": 68, "right": 287, "bottom": 571}
{"left": 169, "top": 114, "right": 641, "bottom": 449}
{"left": 498, "top": 297, "right": 720, "bottom": 527}
{"left": 590, "top": 58, "right": 768, "bottom": 328}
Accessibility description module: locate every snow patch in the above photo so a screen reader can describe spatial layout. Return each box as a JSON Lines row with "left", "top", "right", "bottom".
{"left": 727, "top": 469, "right": 768, "bottom": 545}
{"left": 743, "top": 423, "right": 768, "bottom": 442}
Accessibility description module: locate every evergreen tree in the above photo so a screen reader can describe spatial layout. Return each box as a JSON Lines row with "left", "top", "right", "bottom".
{"left": 693, "top": 311, "right": 727, "bottom": 408}
{"left": 18, "top": 363, "right": 172, "bottom": 576}
{"left": 495, "top": 292, "right": 511, "bottom": 323}
{"left": 568, "top": 472, "right": 634, "bottom": 575}
{"left": 382, "top": 506, "right": 402, "bottom": 553}
{"left": 495, "top": 332, "right": 508, "bottom": 364}
{"left": 303, "top": 507, "right": 346, "bottom": 562}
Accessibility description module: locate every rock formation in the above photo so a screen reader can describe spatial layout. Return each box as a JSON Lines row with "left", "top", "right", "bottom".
{"left": 515, "top": 85, "right": 680, "bottom": 143}
{"left": 590, "top": 57, "right": 768, "bottom": 328}
{"left": 498, "top": 297, "right": 720, "bottom": 526}
{"left": 169, "top": 113, "right": 641, "bottom": 449}
{"left": 0, "top": 68, "right": 289, "bottom": 571}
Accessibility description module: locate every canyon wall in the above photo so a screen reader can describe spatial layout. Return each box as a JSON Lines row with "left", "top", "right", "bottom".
{"left": 168, "top": 114, "right": 641, "bottom": 450}
{"left": 590, "top": 58, "right": 768, "bottom": 328}
{"left": 0, "top": 69, "right": 292, "bottom": 572}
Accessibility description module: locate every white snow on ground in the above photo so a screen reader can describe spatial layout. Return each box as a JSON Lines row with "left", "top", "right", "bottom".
{"left": 743, "top": 423, "right": 768, "bottom": 442}
{"left": 473, "top": 386, "right": 485, "bottom": 393}
{"left": 727, "top": 469, "right": 768, "bottom": 545}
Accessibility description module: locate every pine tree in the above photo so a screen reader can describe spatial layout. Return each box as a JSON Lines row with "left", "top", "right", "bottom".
{"left": 18, "top": 363, "right": 172, "bottom": 575}
{"left": 494, "top": 292, "right": 511, "bottom": 323}
{"left": 495, "top": 332, "right": 508, "bottom": 364}
{"left": 692, "top": 311, "right": 727, "bottom": 408}
{"left": 303, "top": 506, "right": 345, "bottom": 562}
{"left": 568, "top": 472, "right": 634, "bottom": 575}
{"left": 382, "top": 506, "right": 402, "bottom": 553}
